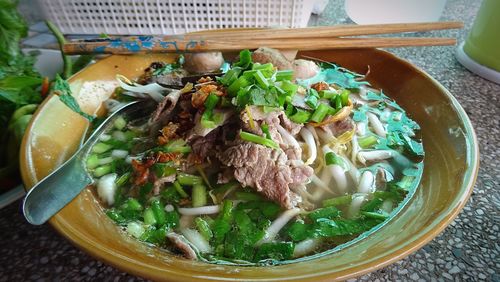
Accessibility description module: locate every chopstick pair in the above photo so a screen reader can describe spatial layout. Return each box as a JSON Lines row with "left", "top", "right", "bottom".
{"left": 62, "top": 21, "right": 463, "bottom": 55}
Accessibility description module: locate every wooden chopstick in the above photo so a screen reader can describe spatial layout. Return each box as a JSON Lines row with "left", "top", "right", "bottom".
{"left": 62, "top": 22, "right": 463, "bottom": 55}
{"left": 185, "top": 21, "right": 464, "bottom": 39}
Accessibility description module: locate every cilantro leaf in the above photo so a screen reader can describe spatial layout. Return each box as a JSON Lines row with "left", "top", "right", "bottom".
{"left": 53, "top": 74, "right": 95, "bottom": 122}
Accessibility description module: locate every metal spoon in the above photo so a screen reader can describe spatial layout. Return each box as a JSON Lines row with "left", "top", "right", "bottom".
{"left": 22, "top": 100, "right": 154, "bottom": 225}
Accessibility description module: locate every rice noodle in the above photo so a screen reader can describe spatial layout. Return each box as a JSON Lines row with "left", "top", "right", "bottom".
{"left": 315, "top": 127, "right": 334, "bottom": 144}
{"left": 358, "top": 170, "right": 374, "bottom": 194}
{"left": 300, "top": 127, "right": 317, "bottom": 165}
{"left": 276, "top": 124, "right": 301, "bottom": 150}
{"left": 257, "top": 208, "right": 301, "bottom": 245}
{"left": 357, "top": 150, "right": 393, "bottom": 164}
{"left": 293, "top": 238, "right": 322, "bottom": 258}
{"left": 178, "top": 205, "right": 220, "bottom": 216}
{"left": 351, "top": 135, "right": 361, "bottom": 164}
{"left": 348, "top": 194, "right": 366, "bottom": 218}
{"left": 306, "top": 125, "right": 319, "bottom": 143}
{"left": 342, "top": 156, "right": 359, "bottom": 185}
{"left": 181, "top": 228, "right": 212, "bottom": 253}
{"left": 366, "top": 112, "right": 386, "bottom": 137}
{"left": 321, "top": 146, "right": 348, "bottom": 194}
{"left": 356, "top": 121, "right": 366, "bottom": 136}
{"left": 311, "top": 174, "right": 332, "bottom": 194}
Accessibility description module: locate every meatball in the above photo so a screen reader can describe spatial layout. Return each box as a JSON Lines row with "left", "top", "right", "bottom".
{"left": 251, "top": 47, "right": 293, "bottom": 70}
{"left": 183, "top": 52, "right": 224, "bottom": 74}
{"left": 293, "top": 59, "right": 320, "bottom": 79}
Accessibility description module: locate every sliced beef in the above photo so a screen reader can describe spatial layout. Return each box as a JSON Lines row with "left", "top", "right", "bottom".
{"left": 148, "top": 90, "right": 182, "bottom": 134}
{"left": 240, "top": 106, "right": 283, "bottom": 142}
{"left": 137, "top": 62, "right": 187, "bottom": 86}
{"left": 187, "top": 127, "right": 220, "bottom": 165}
{"left": 279, "top": 113, "right": 303, "bottom": 136}
{"left": 217, "top": 142, "right": 313, "bottom": 209}
{"left": 217, "top": 168, "right": 234, "bottom": 184}
{"left": 320, "top": 116, "right": 355, "bottom": 137}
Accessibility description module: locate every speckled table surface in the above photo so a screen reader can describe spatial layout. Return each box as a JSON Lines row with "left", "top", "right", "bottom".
{"left": 1, "top": 0, "right": 499, "bottom": 281}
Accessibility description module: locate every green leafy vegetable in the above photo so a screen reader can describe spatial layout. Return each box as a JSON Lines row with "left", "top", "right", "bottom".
{"left": 255, "top": 242, "right": 294, "bottom": 261}
{"left": 52, "top": 74, "right": 95, "bottom": 122}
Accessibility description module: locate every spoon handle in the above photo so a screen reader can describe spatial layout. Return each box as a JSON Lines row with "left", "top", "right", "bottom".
{"left": 22, "top": 154, "right": 92, "bottom": 225}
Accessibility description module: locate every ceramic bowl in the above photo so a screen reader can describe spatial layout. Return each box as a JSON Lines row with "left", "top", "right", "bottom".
{"left": 20, "top": 49, "right": 479, "bottom": 281}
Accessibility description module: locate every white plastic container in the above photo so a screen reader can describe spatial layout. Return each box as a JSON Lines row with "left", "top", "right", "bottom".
{"left": 37, "top": 0, "right": 315, "bottom": 35}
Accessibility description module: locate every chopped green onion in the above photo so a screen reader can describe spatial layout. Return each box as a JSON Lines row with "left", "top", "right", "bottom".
{"left": 320, "top": 90, "right": 338, "bottom": 99}
{"left": 204, "top": 93, "right": 220, "bottom": 110}
{"left": 233, "top": 49, "right": 252, "bottom": 69}
{"left": 92, "top": 142, "right": 113, "bottom": 154}
{"left": 279, "top": 80, "right": 298, "bottom": 96}
{"left": 115, "top": 172, "right": 131, "bottom": 186}
{"left": 151, "top": 199, "right": 167, "bottom": 226}
{"left": 235, "top": 191, "right": 263, "bottom": 201}
{"left": 219, "top": 67, "right": 242, "bottom": 86}
{"left": 126, "top": 222, "right": 145, "bottom": 238}
{"left": 152, "top": 163, "right": 177, "bottom": 177}
{"left": 252, "top": 62, "right": 274, "bottom": 73}
{"left": 310, "top": 103, "right": 332, "bottom": 123}
{"left": 93, "top": 165, "right": 112, "bottom": 177}
{"left": 177, "top": 173, "right": 203, "bottom": 186}
{"left": 106, "top": 209, "right": 126, "bottom": 224}
{"left": 86, "top": 154, "right": 100, "bottom": 169}
{"left": 239, "top": 131, "right": 279, "bottom": 149}
{"left": 284, "top": 102, "right": 294, "bottom": 117}
{"left": 358, "top": 135, "right": 378, "bottom": 148}
{"left": 253, "top": 70, "right": 270, "bottom": 89}
{"left": 123, "top": 198, "right": 143, "bottom": 211}
{"left": 324, "top": 152, "right": 347, "bottom": 169}
{"left": 143, "top": 208, "right": 157, "bottom": 225}
{"left": 114, "top": 117, "right": 127, "bottom": 130}
{"left": 289, "top": 108, "right": 311, "bottom": 124}
{"left": 305, "top": 88, "right": 319, "bottom": 109}
{"left": 275, "top": 70, "right": 294, "bottom": 81}
{"left": 173, "top": 181, "right": 189, "bottom": 197}
{"left": 340, "top": 89, "right": 350, "bottom": 106}
{"left": 322, "top": 195, "right": 352, "bottom": 207}
{"left": 334, "top": 94, "right": 342, "bottom": 109}
{"left": 261, "top": 123, "right": 272, "bottom": 140}
{"left": 192, "top": 184, "right": 207, "bottom": 207}
{"left": 195, "top": 217, "right": 213, "bottom": 240}
{"left": 228, "top": 76, "right": 252, "bottom": 96}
